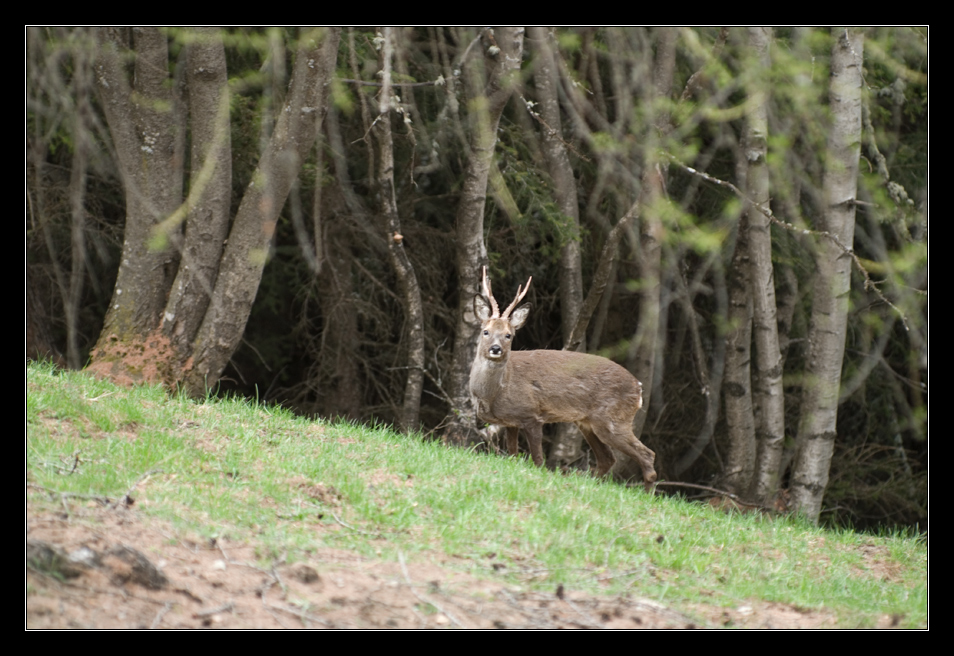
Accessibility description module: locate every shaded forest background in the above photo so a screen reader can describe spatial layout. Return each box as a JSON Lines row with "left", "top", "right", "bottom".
{"left": 26, "top": 27, "right": 926, "bottom": 531}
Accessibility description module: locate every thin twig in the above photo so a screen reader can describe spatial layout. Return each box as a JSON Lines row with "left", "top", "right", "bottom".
{"left": 520, "top": 94, "right": 591, "bottom": 163}
{"left": 260, "top": 599, "right": 335, "bottom": 628}
{"left": 314, "top": 503, "right": 382, "bottom": 538}
{"left": 653, "top": 480, "right": 741, "bottom": 499}
{"left": 665, "top": 152, "right": 911, "bottom": 330}
{"left": 398, "top": 550, "right": 466, "bottom": 628}
{"left": 558, "top": 589, "right": 602, "bottom": 628}
{"left": 149, "top": 602, "right": 174, "bottom": 629}
{"left": 193, "top": 601, "right": 234, "bottom": 618}
{"left": 28, "top": 482, "right": 111, "bottom": 506}
{"left": 654, "top": 480, "right": 775, "bottom": 512}
{"left": 339, "top": 76, "right": 450, "bottom": 88}
{"left": 111, "top": 468, "right": 163, "bottom": 509}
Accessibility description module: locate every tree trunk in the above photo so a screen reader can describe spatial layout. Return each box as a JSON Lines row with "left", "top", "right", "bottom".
{"left": 445, "top": 27, "right": 525, "bottom": 447}
{"left": 66, "top": 31, "right": 92, "bottom": 370}
{"left": 722, "top": 214, "right": 757, "bottom": 493}
{"left": 613, "top": 27, "right": 677, "bottom": 481}
{"left": 376, "top": 27, "right": 425, "bottom": 432}
{"left": 744, "top": 27, "right": 788, "bottom": 502}
{"left": 183, "top": 28, "right": 340, "bottom": 395}
{"left": 91, "top": 27, "right": 184, "bottom": 350}
{"left": 528, "top": 27, "right": 587, "bottom": 469}
{"left": 162, "top": 28, "right": 232, "bottom": 359}
{"left": 791, "top": 28, "right": 864, "bottom": 523}
{"left": 87, "top": 28, "right": 341, "bottom": 394}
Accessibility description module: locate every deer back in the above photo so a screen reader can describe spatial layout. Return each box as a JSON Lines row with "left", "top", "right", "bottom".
{"left": 483, "top": 348, "right": 642, "bottom": 427}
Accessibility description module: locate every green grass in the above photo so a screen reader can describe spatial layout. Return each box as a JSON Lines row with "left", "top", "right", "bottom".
{"left": 26, "top": 361, "right": 927, "bottom": 627}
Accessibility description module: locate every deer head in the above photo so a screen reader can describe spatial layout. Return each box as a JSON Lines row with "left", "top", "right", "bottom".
{"left": 473, "top": 267, "right": 531, "bottom": 364}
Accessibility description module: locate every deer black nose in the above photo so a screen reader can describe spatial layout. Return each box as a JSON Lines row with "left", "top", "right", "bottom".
{"left": 489, "top": 345, "right": 502, "bottom": 355}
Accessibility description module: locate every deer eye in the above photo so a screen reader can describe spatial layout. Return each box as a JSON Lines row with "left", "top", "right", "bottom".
{"left": 505, "top": 334, "right": 511, "bottom": 340}
{"left": 483, "top": 330, "right": 489, "bottom": 336}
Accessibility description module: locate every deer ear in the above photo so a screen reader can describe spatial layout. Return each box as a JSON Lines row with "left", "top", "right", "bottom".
{"left": 474, "top": 294, "right": 492, "bottom": 322}
{"left": 510, "top": 303, "right": 530, "bottom": 331}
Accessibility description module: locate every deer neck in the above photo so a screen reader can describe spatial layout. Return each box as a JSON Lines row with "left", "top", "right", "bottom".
{"left": 469, "top": 353, "right": 512, "bottom": 404}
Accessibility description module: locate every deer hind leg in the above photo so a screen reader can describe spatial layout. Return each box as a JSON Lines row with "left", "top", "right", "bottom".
{"left": 506, "top": 426, "right": 520, "bottom": 457}
{"left": 592, "top": 419, "right": 657, "bottom": 491}
{"left": 579, "top": 424, "right": 616, "bottom": 476}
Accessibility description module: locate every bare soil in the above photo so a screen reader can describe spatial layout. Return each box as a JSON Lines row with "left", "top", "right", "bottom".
{"left": 28, "top": 495, "right": 881, "bottom": 629}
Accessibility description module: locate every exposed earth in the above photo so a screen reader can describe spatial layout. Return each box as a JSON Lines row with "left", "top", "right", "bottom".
{"left": 26, "top": 496, "right": 873, "bottom": 629}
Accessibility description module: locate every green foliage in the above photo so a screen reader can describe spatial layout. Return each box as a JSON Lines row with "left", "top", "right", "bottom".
{"left": 330, "top": 77, "right": 355, "bottom": 115}
{"left": 492, "top": 136, "right": 581, "bottom": 265}
{"left": 556, "top": 31, "right": 581, "bottom": 53}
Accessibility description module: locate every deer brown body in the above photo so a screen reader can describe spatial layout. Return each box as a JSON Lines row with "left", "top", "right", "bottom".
{"left": 469, "top": 269, "right": 657, "bottom": 491}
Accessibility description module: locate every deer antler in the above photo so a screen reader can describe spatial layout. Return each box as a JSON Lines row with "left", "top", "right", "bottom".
{"left": 501, "top": 276, "right": 532, "bottom": 319}
{"left": 481, "top": 266, "right": 500, "bottom": 318}
{"left": 480, "top": 267, "right": 531, "bottom": 320}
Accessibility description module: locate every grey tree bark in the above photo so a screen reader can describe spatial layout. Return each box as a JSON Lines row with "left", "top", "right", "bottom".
{"left": 791, "top": 28, "right": 864, "bottom": 523}
{"left": 612, "top": 27, "right": 676, "bottom": 481}
{"left": 185, "top": 28, "right": 340, "bottom": 394}
{"left": 744, "top": 27, "right": 787, "bottom": 502}
{"left": 87, "top": 27, "right": 341, "bottom": 394}
{"left": 92, "top": 27, "right": 184, "bottom": 348}
{"left": 162, "top": 28, "right": 232, "bottom": 358}
{"left": 527, "top": 27, "right": 587, "bottom": 469}
{"left": 722, "top": 212, "right": 757, "bottom": 493}
{"left": 630, "top": 26, "right": 676, "bottom": 439}
{"left": 66, "top": 30, "right": 92, "bottom": 370}
{"left": 376, "top": 27, "right": 425, "bottom": 432}
{"left": 444, "top": 27, "right": 525, "bottom": 447}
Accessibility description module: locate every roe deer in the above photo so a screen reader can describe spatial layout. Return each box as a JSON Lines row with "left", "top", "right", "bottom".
{"left": 469, "top": 268, "right": 657, "bottom": 491}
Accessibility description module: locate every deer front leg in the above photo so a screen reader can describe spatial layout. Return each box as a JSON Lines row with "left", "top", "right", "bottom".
{"left": 524, "top": 424, "right": 545, "bottom": 467}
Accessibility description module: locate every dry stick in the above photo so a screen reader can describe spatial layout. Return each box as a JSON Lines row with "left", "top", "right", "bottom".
{"left": 653, "top": 480, "right": 774, "bottom": 511}
{"left": 261, "top": 599, "right": 334, "bottom": 628}
{"left": 653, "top": 480, "right": 742, "bottom": 498}
{"left": 421, "top": 339, "right": 452, "bottom": 405}
{"left": 271, "top": 562, "right": 289, "bottom": 596}
{"left": 306, "top": 501, "right": 383, "bottom": 538}
{"left": 521, "top": 94, "right": 591, "bottom": 163}
{"left": 150, "top": 601, "right": 174, "bottom": 629}
{"left": 193, "top": 601, "right": 235, "bottom": 618}
{"left": 216, "top": 540, "right": 280, "bottom": 581}
{"left": 111, "top": 468, "right": 164, "bottom": 509}
{"left": 339, "top": 77, "right": 449, "bottom": 88}
{"left": 498, "top": 588, "right": 555, "bottom": 629}
{"left": 665, "top": 153, "right": 910, "bottom": 330}
{"left": 216, "top": 540, "right": 333, "bottom": 628}
{"left": 558, "top": 591, "right": 603, "bottom": 629}
{"left": 28, "top": 482, "right": 111, "bottom": 507}
{"left": 397, "top": 550, "right": 466, "bottom": 628}
{"left": 262, "top": 601, "right": 295, "bottom": 629}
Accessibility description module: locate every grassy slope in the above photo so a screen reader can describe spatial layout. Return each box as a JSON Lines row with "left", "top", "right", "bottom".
{"left": 26, "top": 362, "right": 927, "bottom": 628}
